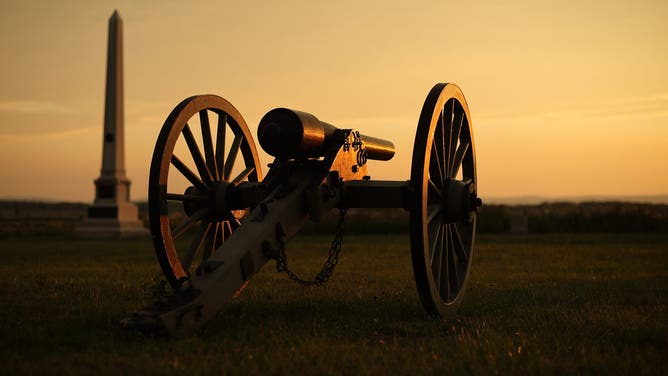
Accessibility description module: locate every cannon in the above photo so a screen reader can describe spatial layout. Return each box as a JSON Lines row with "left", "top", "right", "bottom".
{"left": 124, "top": 83, "right": 481, "bottom": 337}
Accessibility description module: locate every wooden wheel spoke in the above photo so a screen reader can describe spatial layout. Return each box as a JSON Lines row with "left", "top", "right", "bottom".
{"left": 434, "top": 224, "right": 446, "bottom": 294}
{"left": 222, "top": 220, "right": 233, "bottom": 241}
{"left": 434, "top": 116, "right": 447, "bottom": 180}
{"left": 171, "top": 208, "right": 208, "bottom": 239}
{"left": 449, "top": 111, "right": 464, "bottom": 174}
{"left": 199, "top": 110, "right": 218, "bottom": 181}
{"left": 214, "top": 222, "right": 225, "bottom": 249}
{"left": 430, "top": 144, "right": 444, "bottom": 184}
{"left": 428, "top": 209, "right": 441, "bottom": 255}
{"left": 231, "top": 217, "right": 242, "bottom": 230}
{"left": 215, "top": 113, "right": 227, "bottom": 180}
{"left": 231, "top": 166, "right": 255, "bottom": 184}
{"left": 170, "top": 155, "right": 208, "bottom": 193}
{"left": 428, "top": 178, "right": 441, "bottom": 199}
{"left": 440, "top": 110, "right": 448, "bottom": 178}
{"left": 224, "top": 135, "right": 242, "bottom": 181}
{"left": 427, "top": 203, "right": 441, "bottom": 224}
{"left": 450, "top": 140, "right": 470, "bottom": 179}
{"left": 452, "top": 223, "right": 469, "bottom": 262}
{"left": 442, "top": 100, "right": 454, "bottom": 177}
{"left": 181, "top": 222, "right": 210, "bottom": 270}
{"left": 219, "top": 221, "right": 227, "bottom": 242}
{"left": 182, "top": 123, "right": 214, "bottom": 184}
{"left": 448, "top": 225, "right": 460, "bottom": 291}
{"left": 440, "top": 224, "right": 450, "bottom": 300}
{"left": 201, "top": 222, "right": 219, "bottom": 263}
{"left": 429, "top": 222, "right": 442, "bottom": 261}
{"left": 166, "top": 193, "right": 208, "bottom": 202}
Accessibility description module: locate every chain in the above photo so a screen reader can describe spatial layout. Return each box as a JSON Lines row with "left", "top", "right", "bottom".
{"left": 274, "top": 208, "right": 346, "bottom": 286}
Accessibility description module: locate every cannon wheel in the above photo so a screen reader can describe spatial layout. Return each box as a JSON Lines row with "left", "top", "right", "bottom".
{"left": 410, "top": 83, "right": 477, "bottom": 317}
{"left": 148, "top": 95, "right": 262, "bottom": 289}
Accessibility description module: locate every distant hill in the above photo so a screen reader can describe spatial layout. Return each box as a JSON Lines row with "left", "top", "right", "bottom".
{"left": 1, "top": 199, "right": 667, "bottom": 235}
{"left": 486, "top": 195, "right": 668, "bottom": 205}
{"left": 4, "top": 194, "right": 667, "bottom": 206}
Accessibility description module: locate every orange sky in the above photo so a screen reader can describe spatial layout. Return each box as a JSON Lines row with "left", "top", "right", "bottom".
{"left": 0, "top": 0, "right": 666, "bottom": 202}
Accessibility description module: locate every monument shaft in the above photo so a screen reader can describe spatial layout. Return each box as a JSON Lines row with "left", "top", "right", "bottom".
{"left": 102, "top": 10, "right": 125, "bottom": 178}
{"left": 74, "top": 10, "right": 147, "bottom": 238}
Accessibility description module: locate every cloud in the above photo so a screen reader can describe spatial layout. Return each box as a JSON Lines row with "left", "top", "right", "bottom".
{"left": 477, "top": 92, "right": 668, "bottom": 126}
{"left": 0, "top": 127, "right": 95, "bottom": 142}
{"left": 615, "top": 93, "right": 668, "bottom": 105}
{"left": 0, "top": 100, "right": 72, "bottom": 114}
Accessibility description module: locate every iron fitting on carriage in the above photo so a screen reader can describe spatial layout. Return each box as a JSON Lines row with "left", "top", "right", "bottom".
{"left": 258, "top": 108, "right": 396, "bottom": 161}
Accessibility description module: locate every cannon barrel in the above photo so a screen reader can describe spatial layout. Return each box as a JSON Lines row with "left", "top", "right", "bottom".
{"left": 258, "top": 108, "right": 395, "bottom": 161}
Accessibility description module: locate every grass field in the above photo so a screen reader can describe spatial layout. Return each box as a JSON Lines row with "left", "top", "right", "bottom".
{"left": 1, "top": 233, "right": 666, "bottom": 374}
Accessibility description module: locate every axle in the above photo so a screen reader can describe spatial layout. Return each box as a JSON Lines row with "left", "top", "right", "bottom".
{"left": 181, "top": 178, "right": 480, "bottom": 219}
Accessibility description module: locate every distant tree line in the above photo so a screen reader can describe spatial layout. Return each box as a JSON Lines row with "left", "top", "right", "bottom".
{"left": 0, "top": 200, "right": 666, "bottom": 235}
{"left": 495, "top": 202, "right": 668, "bottom": 233}
{"left": 287, "top": 202, "right": 668, "bottom": 234}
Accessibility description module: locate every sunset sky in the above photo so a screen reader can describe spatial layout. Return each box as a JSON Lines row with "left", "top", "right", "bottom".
{"left": 0, "top": 0, "right": 666, "bottom": 202}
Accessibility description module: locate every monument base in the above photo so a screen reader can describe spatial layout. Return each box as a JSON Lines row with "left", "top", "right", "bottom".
{"left": 74, "top": 202, "right": 149, "bottom": 238}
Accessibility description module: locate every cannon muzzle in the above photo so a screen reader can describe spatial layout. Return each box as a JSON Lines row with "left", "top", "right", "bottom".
{"left": 258, "top": 108, "right": 395, "bottom": 161}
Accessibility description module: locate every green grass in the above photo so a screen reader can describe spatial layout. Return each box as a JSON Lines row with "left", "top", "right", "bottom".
{"left": 1, "top": 233, "right": 666, "bottom": 374}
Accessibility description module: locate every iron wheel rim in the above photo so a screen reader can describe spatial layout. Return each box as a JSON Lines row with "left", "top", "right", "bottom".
{"left": 148, "top": 95, "right": 262, "bottom": 289}
{"left": 409, "top": 83, "right": 477, "bottom": 316}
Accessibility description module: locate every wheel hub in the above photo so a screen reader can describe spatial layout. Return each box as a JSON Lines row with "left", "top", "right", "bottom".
{"left": 441, "top": 179, "right": 482, "bottom": 223}
{"left": 181, "top": 182, "right": 240, "bottom": 224}
{"left": 182, "top": 186, "right": 205, "bottom": 217}
{"left": 212, "top": 181, "right": 233, "bottom": 222}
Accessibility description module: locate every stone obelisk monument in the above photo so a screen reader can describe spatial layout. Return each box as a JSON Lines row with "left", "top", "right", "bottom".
{"left": 75, "top": 10, "right": 148, "bottom": 237}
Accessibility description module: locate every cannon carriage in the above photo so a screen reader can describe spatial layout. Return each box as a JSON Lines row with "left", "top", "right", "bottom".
{"left": 125, "top": 83, "right": 482, "bottom": 337}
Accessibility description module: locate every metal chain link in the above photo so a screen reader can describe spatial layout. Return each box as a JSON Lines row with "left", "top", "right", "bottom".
{"left": 274, "top": 208, "right": 346, "bottom": 286}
